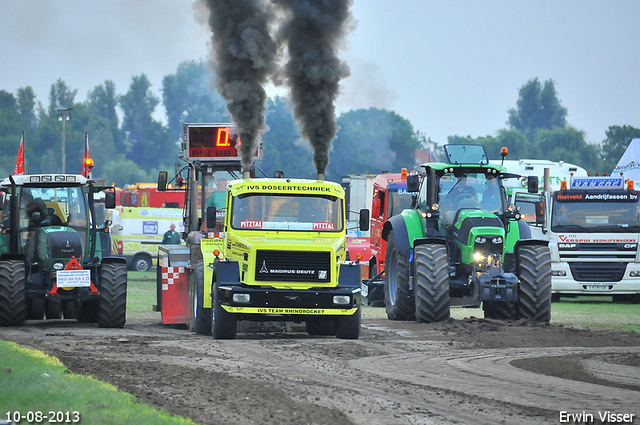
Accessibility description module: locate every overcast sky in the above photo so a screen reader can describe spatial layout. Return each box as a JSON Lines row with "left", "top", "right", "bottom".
{"left": 2, "top": 0, "right": 639, "bottom": 146}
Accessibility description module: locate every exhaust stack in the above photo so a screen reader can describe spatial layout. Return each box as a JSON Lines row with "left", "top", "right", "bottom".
{"left": 317, "top": 173, "right": 325, "bottom": 182}
{"left": 243, "top": 171, "right": 251, "bottom": 180}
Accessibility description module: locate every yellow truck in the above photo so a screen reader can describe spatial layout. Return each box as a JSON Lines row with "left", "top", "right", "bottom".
{"left": 155, "top": 123, "right": 364, "bottom": 339}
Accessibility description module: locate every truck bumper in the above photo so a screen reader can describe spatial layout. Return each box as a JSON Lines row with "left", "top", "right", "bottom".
{"left": 216, "top": 285, "right": 361, "bottom": 317}
{"left": 552, "top": 262, "right": 640, "bottom": 295}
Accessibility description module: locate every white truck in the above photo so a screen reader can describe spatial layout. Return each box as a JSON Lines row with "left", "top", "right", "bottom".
{"left": 499, "top": 161, "right": 640, "bottom": 303}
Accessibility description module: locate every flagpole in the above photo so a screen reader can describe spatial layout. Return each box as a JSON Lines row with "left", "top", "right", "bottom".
{"left": 23, "top": 131, "right": 26, "bottom": 174}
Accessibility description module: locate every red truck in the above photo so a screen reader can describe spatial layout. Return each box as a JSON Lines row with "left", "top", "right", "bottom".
{"left": 360, "top": 170, "right": 416, "bottom": 305}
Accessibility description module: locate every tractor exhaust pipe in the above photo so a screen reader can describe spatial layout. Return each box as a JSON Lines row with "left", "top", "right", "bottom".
{"left": 317, "top": 173, "right": 325, "bottom": 181}
{"left": 243, "top": 171, "right": 251, "bottom": 180}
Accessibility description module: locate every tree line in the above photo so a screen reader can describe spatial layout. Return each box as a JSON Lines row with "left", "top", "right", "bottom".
{"left": 0, "top": 63, "right": 638, "bottom": 186}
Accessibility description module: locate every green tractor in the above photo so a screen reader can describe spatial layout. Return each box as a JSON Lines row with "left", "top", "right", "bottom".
{"left": 0, "top": 174, "right": 128, "bottom": 328}
{"left": 382, "top": 145, "right": 551, "bottom": 322}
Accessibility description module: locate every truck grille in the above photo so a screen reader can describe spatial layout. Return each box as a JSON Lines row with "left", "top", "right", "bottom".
{"left": 254, "top": 250, "right": 331, "bottom": 283}
{"left": 569, "top": 262, "right": 627, "bottom": 282}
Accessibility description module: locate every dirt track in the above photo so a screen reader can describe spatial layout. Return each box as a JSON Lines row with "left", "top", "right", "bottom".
{"left": 2, "top": 315, "right": 640, "bottom": 425}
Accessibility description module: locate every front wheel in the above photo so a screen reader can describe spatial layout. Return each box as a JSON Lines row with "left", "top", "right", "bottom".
{"left": 211, "top": 282, "right": 237, "bottom": 339}
{"left": 190, "top": 261, "right": 211, "bottom": 335}
{"left": 98, "top": 262, "right": 128, "bottom": 328}
{"left": 384, "top": 229, "right": 414, "bottom": 320}
{"left": 132, "top": 254, "right": 152, "bottom": 272}
{"left": 335, "top": 307, "right": 361, "bottom": 339}
{"left": 0, "top": 260, "right": 27, "bottom": 326}
{"left": 414, "top": 244, "right": 450, "bottom": 323}
{"left": 517, "top": 245, "right": 552, "bottom": 322}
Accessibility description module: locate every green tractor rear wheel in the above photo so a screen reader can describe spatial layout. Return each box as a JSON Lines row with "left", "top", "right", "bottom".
{"left": 0, "top": 260, "right": 27, "bottom": 326}
{"left": 384, "top": 230, "right": 415, "bottom": 320}
{"left": 98, "top": 263, "right": 128, "bottom": 328}
{"left": 414, "top": 244, "right": 450, "bottom": 323}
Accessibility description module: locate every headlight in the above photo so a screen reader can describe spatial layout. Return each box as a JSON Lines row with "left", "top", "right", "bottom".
{"left": 232, "top": 293, "right": 251, "bottom": 303}
{"left": 508, "top": 204, "right": 516, "bottom": 212}
{"left": 333, "top": 295, "right": 351, "bottom": 305}
{"left": 473, "top": 252, "right": 485, "bottom": 263}
{"left": 431, "top": 203, "right": 439, "bottom": 211}
{"left": 475, "top": 236, "right": 486, "bottom": 244}
{"left": 492, "top": 237, "right": 502, "bottom": 244}
{"left": 53, "top": 262, "right": 64, "bottom": 270}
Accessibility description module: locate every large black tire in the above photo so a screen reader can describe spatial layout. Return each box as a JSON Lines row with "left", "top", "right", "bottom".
{"left": 190, "top": 261, "right": 211, "bottom": 335}
{"left": 63, "top": 301, "right": 76, "bottom": 319}
{"left": 132, "top": 254, "right": 152, "bottom": 272}
{"left": 0, "top": 260, "right": 27, "bottom": 326}
{"left": 98, "top": 262, "right": 128, "bottom": 328}
{"left": 306, "top": 318, "right": 336, "bottom": 336}
{"left": 45, "top": 299, "right": 62, "bottom": 319}
{"left": 414, "top": 244, "right": 450, "bottom": 323}
{"left": 516, "top": 245, "right": 552, "bottom": 322}
{"left": 28, "top": 298, "right": 45, "bottom": 320}
{"left": 76, "top": 300, "right": 99, "bottom": 323}
{"left": 384, "top": 230, "right": 415, "bottom": 320}
{"left": 483, "top": 301, "right": 517, "bottom": 320}
{"left": 336, "top": 307, "right": 361, "bottom": 339}
{"left": 211, "top": 282, "right": 237, "bottom": 339}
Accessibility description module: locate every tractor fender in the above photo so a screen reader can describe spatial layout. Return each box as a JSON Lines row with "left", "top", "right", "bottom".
{"left": 101, "top": 256, "right": 127, "bottom": 266}
{"left": 381, "top": 210, "right": 426, "bottom": 260}
{"left": 214, "top": 259, "right": 241, "bottom": 288}
{"left": 517, "top": 219, "right": 532, "bottom": 240}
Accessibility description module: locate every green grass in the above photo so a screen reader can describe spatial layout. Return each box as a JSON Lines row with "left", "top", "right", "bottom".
{"left": 0, "top": 340, "right": 195, "bottom": 425}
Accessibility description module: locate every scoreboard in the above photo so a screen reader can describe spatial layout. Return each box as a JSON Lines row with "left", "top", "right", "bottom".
{"left": 182, "top": 123, "right": 264, "bottom": 162}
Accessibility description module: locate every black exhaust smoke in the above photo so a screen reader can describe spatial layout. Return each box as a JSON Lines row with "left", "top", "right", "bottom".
{"left": 202, "top": 0, "right": 278, "bottom": 172}
{"left": 275, "top": 0, "right": 353, "bottom": 177}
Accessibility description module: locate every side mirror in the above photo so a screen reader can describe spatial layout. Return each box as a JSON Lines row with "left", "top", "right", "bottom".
{"left": 206, "top": 206, "right": 217, "bottom": 230}
{"left": 371, "top": 197, "right": 381, "bottom": 218}
{"left": 359, "top": 208, "right": 370, "bottom": 231}
{"left": 407, "top": 174, "right": 420, "bottom": 192}
{"left": 104, "top": 192, "right": 116, "bottom": 209}
{"left": 157, "top": 171, "right": 168, "bottom": 192}
{"left": 527, "top": 176, "right": 539, "bottom": 193}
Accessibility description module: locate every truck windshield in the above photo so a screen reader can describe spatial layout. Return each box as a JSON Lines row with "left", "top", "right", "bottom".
{"left": 230, "top": 193, "right": 343, "bottom": 232}
{"left": 387, "top": 189, "right": 414, "bottom": 217}
{"left": 552, "top": 196, "right": 640, "bottom": 233}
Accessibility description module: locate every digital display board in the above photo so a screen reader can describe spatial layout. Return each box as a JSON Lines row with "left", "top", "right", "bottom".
{"left": 182, "top": 124, "right": 263, "bottom": 161}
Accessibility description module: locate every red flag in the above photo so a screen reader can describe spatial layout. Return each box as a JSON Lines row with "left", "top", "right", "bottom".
{"left": 82, "top": 133, "right": 94, "bottom": 178}
{"left": 14, "top": 133, "right": 24, "bottom": 175}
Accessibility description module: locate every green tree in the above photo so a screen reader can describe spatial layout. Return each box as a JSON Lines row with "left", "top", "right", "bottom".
{"left": 119, "top": 74, "right": 174, "bottom": 170}
{"left": 162, "top": 60, "right": 228, "bottom": 141}
{"left": 88, "top": 80, "right": 124, "bottom": 153}
{"left": 0, "top": 90, "right": 23, "bottom": 175}
{"left": 327, "top": 108, "right": 422, "bottom": 180}
{"left": 16, "top": 87, "right": 37, "bottom": 130}
{"left": 600, "top": 125, "right": 640, "bottom": 171}
{"left": 47, "top": 78, "right": 77, "bottom": 115}
{"left": 507, "top": 78, "right": 567, "bottom": 141}
{"left": 534, "top": 126, "right": 603, "bottom": 172}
